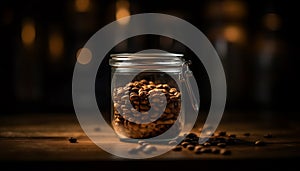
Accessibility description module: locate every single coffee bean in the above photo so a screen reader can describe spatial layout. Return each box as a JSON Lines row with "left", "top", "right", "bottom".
{"left": 68, "top": 137, "right": 77, "bottom": 143}
{"left": 186, "top": 133, "right": 198, "bottom": 140}
{"left": 138, "top": 140, "right": 146, "bottom": 145}
{"left": 203, "top": 142, "right": 211, "bottom": 147}
{"left": 194, "top": 145, "right": 203, "bottom": 152}
{"left": 181, "top": 142, "right": 190, "bottom": 148}
{"left": 255, "top": 140, "right": 266, "bottom": 146}
{"left": 187, "top": 144, "right": 195, "bottom": 151}
{"left": 217, "top": 143, "right": 226, "bottom": 148}
{"left": 220, "top": 149, "right": 231, "bottom": 155}
{"left": 143, "top": 145, "right": 157, "bottom": 154}
{"left": 211, "top": 148, "right": 220, "bottom": 154}
{"left": 172, "top": 146, "right": 182, "bottom": 152}
{"left": 217, "top": 131, "right": 227, "bottom": 136}
{"left": 182, "top": 138, "right": 193, "bottom": 143}
{"left": 200, "top": 148, "right": 212, "bottom": 153}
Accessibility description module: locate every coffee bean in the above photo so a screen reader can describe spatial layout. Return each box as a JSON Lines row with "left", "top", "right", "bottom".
{"left": 138, "top": 140, "right": 146, "bottom": 145}
{"left": 169, "top": 88, "right": 177, "bottom": 94}
{"left": 172, "top": 146, "right": 182, "bottom": 151}
{"left": 187, "top": 145, "right": 195, "bottom": 151}
{"left": 186, "top": 133, "right": 198, "bottom": 140}
{"left": 220, "top": 149, "right": 231, "bottom": 155}
{"left": 203, "top": 142, "right": 211, "bottom": 147}
{"left": 135, "top": 144, "right": 146, "bottom": 151}
{"left": 194, "top": 145, "right": 203, "bottom": 152}
{"left": 143, "top": 145, "right": 157, "bottom": 154}
{"left": 112, "top": 81, "right": 181, "bottom": 139}
{"left": 181, "top": 142, "right": 189, "bottom": 148}
{"left": 216, "top": 131, "right": 227, "bottom": 136}
{"left": 200, "top": 148, "right": 212, "bottom": 153}
{"left": 68, "top": 137, "right": 77, "bottom": 143}
{"left": 255, "top": 140, "right": 266, "bottom": 146}
{"left": 183, "top": 138, "right": 193, "bottom": 143}
{"left": 217, "top": 143, "right": 226, "bottom": 148}
{"left": 211, "top": 148, "right": 220, "bottom": 154}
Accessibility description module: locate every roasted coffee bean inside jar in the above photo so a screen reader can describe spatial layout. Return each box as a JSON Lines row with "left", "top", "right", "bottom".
{"left": 112, "top": 79, "right": 182, "bottom": 139}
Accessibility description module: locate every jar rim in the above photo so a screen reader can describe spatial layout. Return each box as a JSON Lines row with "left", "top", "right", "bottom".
{"left": 110, "top": 53, "right": 183, "bottom": 58}
{"left": 109, "top": 53, "right": 185, "bottom": 67}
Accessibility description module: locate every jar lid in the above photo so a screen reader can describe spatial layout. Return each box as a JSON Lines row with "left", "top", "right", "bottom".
{"left": 109, "top": 53, "right": 184, "bottom": 67}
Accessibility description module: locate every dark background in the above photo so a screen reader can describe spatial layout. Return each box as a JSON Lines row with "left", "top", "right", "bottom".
{"left": 1, "top": 0, "right": 299, "bottom": 119}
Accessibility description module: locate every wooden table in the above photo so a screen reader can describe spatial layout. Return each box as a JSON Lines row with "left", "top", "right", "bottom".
{"left": 0, "top": 112, "right": 299, "bottom": 170}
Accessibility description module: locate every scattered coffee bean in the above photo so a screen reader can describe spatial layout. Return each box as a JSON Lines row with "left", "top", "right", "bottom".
{"left": 183, "top": 138, "right": 193, "bottom": 143}
{"left": 187, "top": 144, "right": 195, "bottom": 151}
{"left": 138, "top": 140, "right": 146, "bottom": 145}
{"left": 255, "top": 140, "right": 266, "bottom": 146}
{"left": 203, "top": 142, "right": 211, "bottom": 147}
{"left": 186, "top": 133, "right": 198, "bottom": 140}
{"left": 217, "top": 143, "right": 226, "bottom": 148}
{"left": 135, "top": 144, "right": 146, "bottom": 151}
{"left": 194, "top": 145, "right": 203, "bottom": 152}
{"left": 143, "top": 145, "right": 157, "bottom": 154}
{"left": 220, "top": 149, "right": 231, "bottom": 155}
{"left": 211, "top": 148, "right": 220, "bottom": 154}
{"left": 181, "top": 142, "right": 190, "bottom": 148}
{"left": 68, "top": 137, "right": 77, "bottom": 143}
{"left": 263, "top": 134, "right": 273, "bottom": 138}
{"left": 172, "top": 146, "right": 182, "bottom": 152}
{"left": 171, "top": 130, "right": 269, "bottom": 157}
{"left": 217, "top": 131, "right": 227, "bottom": 136}
{"left": 200, "top": 148, "right": 212, "bottom": 153}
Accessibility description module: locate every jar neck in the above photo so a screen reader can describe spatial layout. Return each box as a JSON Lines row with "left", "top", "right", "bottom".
{"left": 109, "top": 53, "right": 185, "bottom": 68}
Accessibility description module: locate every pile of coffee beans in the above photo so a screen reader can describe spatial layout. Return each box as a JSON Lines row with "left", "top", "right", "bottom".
{"left": 172, "top": 132, "right": 233, "bottom": 155}
{"left": 125, "top": 130, "right": 271, "bottom": 155}
{"left": 171, "top": 131, "right": 270, "bottom": 155}
{"left": 112, "top": 79, "right": 182, "bottom": 139}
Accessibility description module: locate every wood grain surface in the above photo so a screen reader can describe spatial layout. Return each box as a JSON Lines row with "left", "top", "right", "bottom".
{"left": 0, "top": 112, "right": 299, "bottom": 170}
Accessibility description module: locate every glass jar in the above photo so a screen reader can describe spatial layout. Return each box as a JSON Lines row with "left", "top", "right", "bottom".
{"left": 109, "top": 53, "right": 195, "bottom": 142}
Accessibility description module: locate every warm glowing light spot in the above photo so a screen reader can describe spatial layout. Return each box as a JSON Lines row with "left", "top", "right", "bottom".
{"left": 76, "top": 48, "right": 92, "bottom": 65}
{"left": 263, "top": 13, "right": 281, "bottom": 31}
{"left": 75, "top": 0, "right": 90, "bottom": 12}
{"left": 224, "top": 26, "right": 243, "bottom": 43}
{"left": 49, "top": 32, "right": 64, "bottom": 60}
{"left": 116, "top": 8, "right": 130, "bottom": 25}
{"left": 116, "top": 0, "right": 130, "bottom": 25}
{"left": 21, "top": 20, "right": 36, "bottom": 46}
